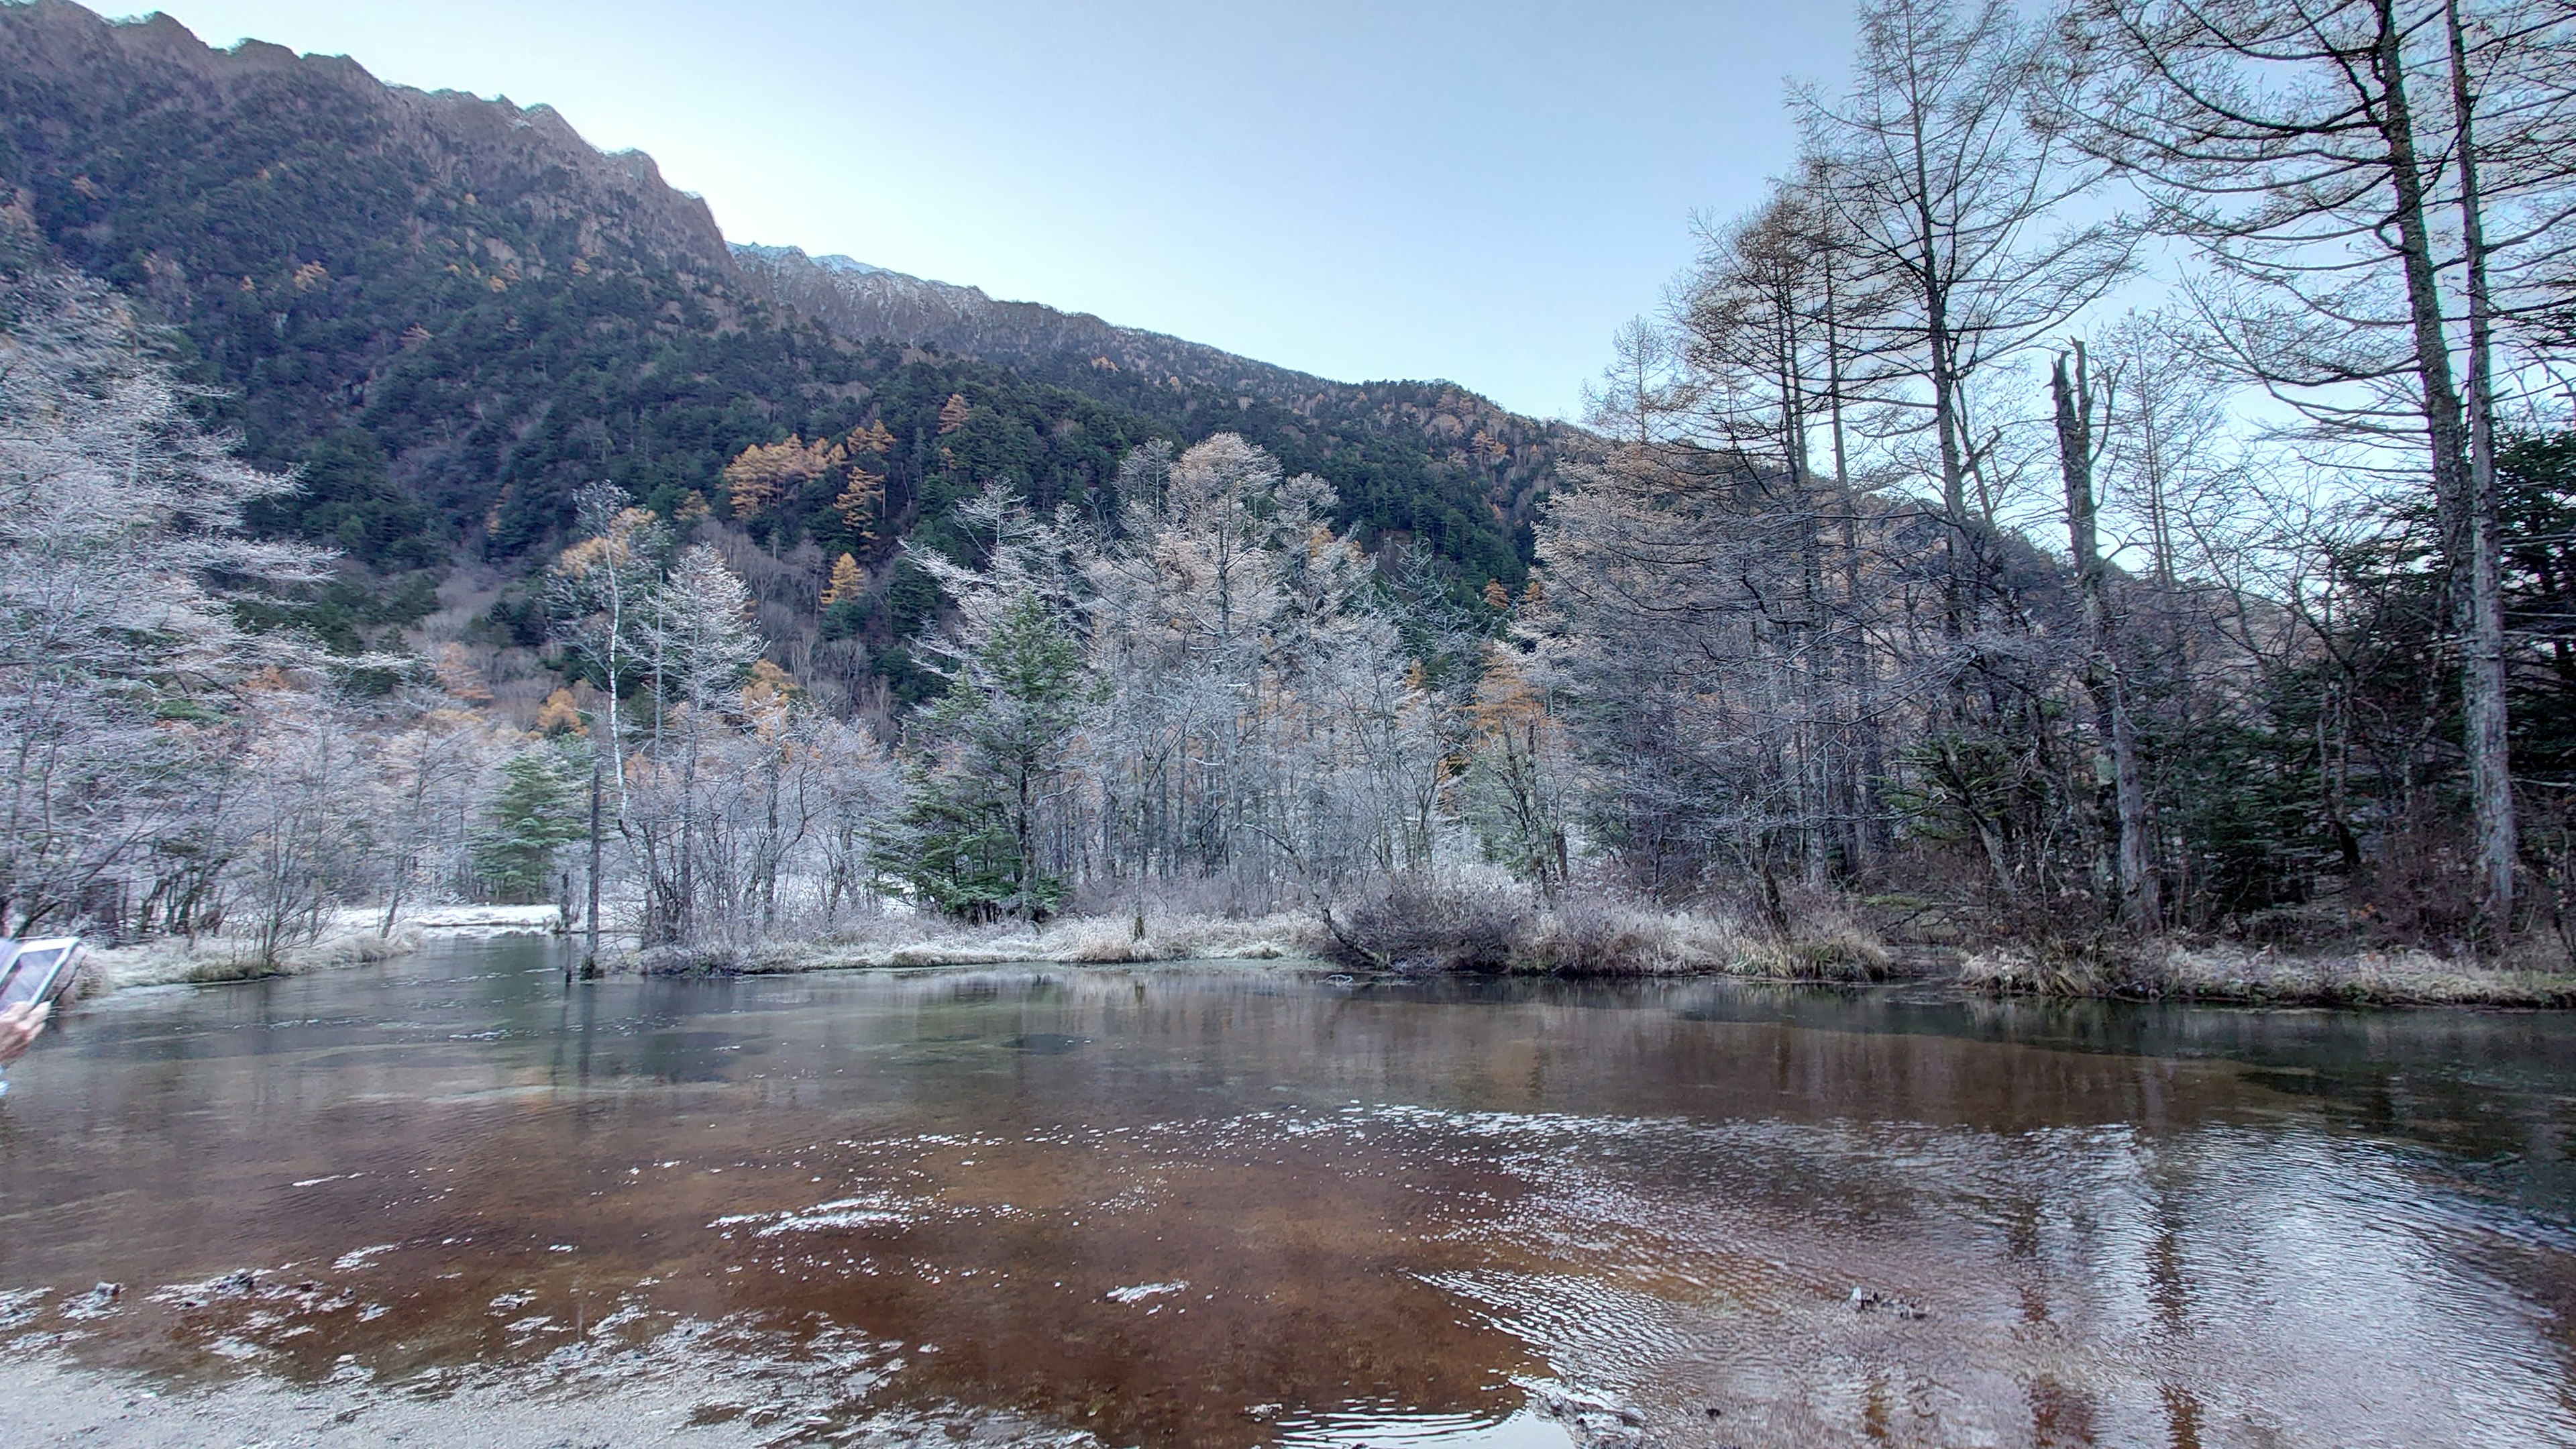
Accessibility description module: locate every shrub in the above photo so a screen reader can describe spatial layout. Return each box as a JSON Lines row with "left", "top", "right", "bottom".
{"left": 1322, "top": 870, "right": 1537, "bottom": 973}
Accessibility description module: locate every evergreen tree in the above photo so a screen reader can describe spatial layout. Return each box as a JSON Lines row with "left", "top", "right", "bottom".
{"left": 470, "top": 744, "right": 588, "bottom": 904}
{"left": 875, "top": 591, "right": 1091, "bottom": 921}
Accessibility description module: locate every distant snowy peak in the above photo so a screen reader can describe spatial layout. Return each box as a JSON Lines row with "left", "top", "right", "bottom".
{"left": 810, "top": 254, "right": 892, "bottom": 279}
{"left": 737, "top": 244, "right": 893, "bottom": 282}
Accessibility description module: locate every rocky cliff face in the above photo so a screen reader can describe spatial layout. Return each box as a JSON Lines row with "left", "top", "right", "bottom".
{"left": 0, "top": 1, "right": 735, "bottom": 285}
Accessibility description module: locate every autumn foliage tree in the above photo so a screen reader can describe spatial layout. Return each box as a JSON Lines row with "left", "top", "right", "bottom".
{"left": 822, "top": 553, "right": 867, "bottom": 608}
{"left": 722, "top": 433, "right": 841, "bottom": 519}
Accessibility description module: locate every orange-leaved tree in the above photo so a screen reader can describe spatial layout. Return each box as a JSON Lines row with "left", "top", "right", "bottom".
{"left": 833, "top": 468, "right": 885, "bottom": 540}
{"left": 723, "top": 434, "right": 841, "bottom": 519}
{"left": 821, "top": 552, "right": 866, "bottom": 608}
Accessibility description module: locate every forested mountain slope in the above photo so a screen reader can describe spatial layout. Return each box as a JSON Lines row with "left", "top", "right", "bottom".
{"left": 735, "top": 244, "right": 1585, "bottom": 580}
{"left": 0, "top": 0, "right": 1577, "bottom": 700}
{"left": 0, "top": 0, "right": 863, "bottom": 562}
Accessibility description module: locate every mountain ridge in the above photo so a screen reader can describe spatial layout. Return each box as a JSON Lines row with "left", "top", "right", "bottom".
{"left": 733, "top": 241, "right": 1582, "bottom": 555}
{"left": 0, "top": 1, "right": 739, "bottom": 282}
{"left": 0, "top": 0, "right": 1576, "bottom": 706}
{"left": 733, "top": 241, "right": 1344, "bottom": 393}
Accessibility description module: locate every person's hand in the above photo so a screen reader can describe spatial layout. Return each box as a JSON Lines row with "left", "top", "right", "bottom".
{"left": 0, "top": 1001, "right": 49, "bottom": 1065}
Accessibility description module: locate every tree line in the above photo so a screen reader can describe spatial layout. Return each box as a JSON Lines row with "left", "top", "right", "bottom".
{"left": 1, "top": 0, "right": 2571, "bottom": 969}
{"left": 1541, "top": 0, "right": 2576, "bottom": 955}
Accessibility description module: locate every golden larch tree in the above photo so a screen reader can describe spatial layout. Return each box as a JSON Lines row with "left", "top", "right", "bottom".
{"left": 821, "top": 552, "right": 867, "bottom": 608}
{"left": 740, "top": 659, "right": 798, "bottom": 742}
{"left": 535, "top": 686, "right": 586, "bottom": 735}
{"left": 833, "top": 468, "right": 885, "bottom": 539}
{"left": 723, "top": 435, "right": 841, "bottom": 519}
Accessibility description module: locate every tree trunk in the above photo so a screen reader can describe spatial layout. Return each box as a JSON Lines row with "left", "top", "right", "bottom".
{"left": 2445, "top": 0, "right": 2520, "bottom": 934}
{"left": 2054, "top": 344, "right": 2157, "bottom": 930}
{"left": 585, "top": 743, "right": 603, "bottom": 975}
{"left": 2376, "top": 0, "right": 2513, "bottom": 936}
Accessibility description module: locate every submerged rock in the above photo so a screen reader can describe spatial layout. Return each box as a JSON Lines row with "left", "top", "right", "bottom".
{"left": 1534, "top": 1385, "right": 1655, "bottom": 1447}
{"left": 1849, "top": 1286, "right": 1929, "bottom": 1319}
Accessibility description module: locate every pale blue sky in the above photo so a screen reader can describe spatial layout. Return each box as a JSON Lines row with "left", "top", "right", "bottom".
{"left": 129, "top": 3, "right": 1857, "bottom": 420}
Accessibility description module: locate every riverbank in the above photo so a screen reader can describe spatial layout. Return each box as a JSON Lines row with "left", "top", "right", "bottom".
{"left": 1960, "top": 938, "right": 2576, "bottom": 1006}
{"left": 71, "top": 896, "right": 1900, "bottom": 996}
{"left": 634, "top": 910, "right": 1318, "bottom": 975}
{"left": 78, "top": 906, "right": 570, "bottom": 994}
{"left": 632, "top": 892, "right": 1900, "bottom": 984}
{"left": 64, "top": 894, "right": 2576, "bottom": 1010}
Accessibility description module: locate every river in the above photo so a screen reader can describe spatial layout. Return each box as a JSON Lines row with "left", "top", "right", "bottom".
{"left": 1, "top": 936, "right": 2571, "bottom": 1446}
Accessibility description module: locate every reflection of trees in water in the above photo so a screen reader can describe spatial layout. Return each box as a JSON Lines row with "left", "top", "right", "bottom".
{"left": 18, "top": 950, "right": 2576, "bottom": 1448}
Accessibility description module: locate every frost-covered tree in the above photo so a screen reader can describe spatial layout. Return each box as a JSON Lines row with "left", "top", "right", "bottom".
{"left": 547, "top": 490, "right": 669, "bottom": 960}
{"left": 0, "top": 264, "right": 328, "bottom": 936}
{"left": 1080, "top": 435, "right": 1445, "bottom": 901}
{"left": 628, "top": 543, "right": 765, "bottom": 944}
{"left": 877, "top": 590, "right": 1093, "bottom": 922}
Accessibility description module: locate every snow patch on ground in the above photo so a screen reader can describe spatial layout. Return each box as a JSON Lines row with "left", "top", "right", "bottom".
{"left": 83, "top": 903, "right": 578, "bottom": 995}
{"left": 1104, "top": 1281, "right": 1188, "bottom": 1305}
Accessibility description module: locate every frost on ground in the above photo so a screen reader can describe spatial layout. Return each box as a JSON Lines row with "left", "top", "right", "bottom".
{"left": 81, "top": 924, "right": 424, "bottom": 993}
{"left": 641, "top": 908, "right": 1324, "bottom": 975}
{"left": 78, "top": 904, "right": 569, "bottom": 994}
{"left": 1960, "top": 938, "right": 2576, "bottom": 1005}
{"left": 0, "top": 1352, "right": 1102, "bottom": 1449}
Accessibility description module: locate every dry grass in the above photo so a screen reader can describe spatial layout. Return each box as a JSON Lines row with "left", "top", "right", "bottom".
{"left": 632, "top": 871, "right": 1902, "bottom": 983}
{"left": 1961, "top": 937, "right": 2576, "bottom": 1006}
{"left": 80, "top": 924, "right": 425, "bottom": 994}
{"left": 1047, "top": 911, "right": 1310, "bottom": 963}
{"left": 636, "top": 907, "right": 1322, "bottom": 975}
{"left": 1320, "top": 871, "right": 1896, "bottom": 981}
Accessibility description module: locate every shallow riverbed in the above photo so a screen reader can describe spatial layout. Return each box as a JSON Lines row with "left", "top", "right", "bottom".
{"left": 2, "top": 938, "right": 2573, "bottom": 1446}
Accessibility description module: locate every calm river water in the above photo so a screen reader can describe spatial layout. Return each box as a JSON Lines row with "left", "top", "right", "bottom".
{"left": 2, "top": 937, "right": 2573, "bottom": 1447}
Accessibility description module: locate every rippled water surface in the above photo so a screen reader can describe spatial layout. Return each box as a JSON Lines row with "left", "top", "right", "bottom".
{"left": 4, "top": 938, "right": 2576, "bottom": 1446}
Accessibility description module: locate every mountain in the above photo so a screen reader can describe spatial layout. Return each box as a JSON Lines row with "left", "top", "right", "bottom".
{"left": 0, "top": 0, "right": 861, "bottom": 563}
{"left": 735, "top": 244, "right": 1582, "bottom": 579}
{"left": 0, "top": 0, "right": 1582, "bottom": 704}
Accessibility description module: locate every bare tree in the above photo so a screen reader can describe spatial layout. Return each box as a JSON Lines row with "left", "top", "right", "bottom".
{"left": 369, "top": 666, "right": 511, "bottom": 936}
{"left": 1795, "top": 0, "right": 2131, "bottom": 548}
{"left": 2066, "top": 0, "right": 2576, "bottom": 931}
{"left": 0, "top": 266, "right": 327, "bottom": 937}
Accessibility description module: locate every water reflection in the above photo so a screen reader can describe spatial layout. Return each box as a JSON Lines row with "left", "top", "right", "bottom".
{"left": 0, "top": 941, "right": 2571, "bottom": 1446}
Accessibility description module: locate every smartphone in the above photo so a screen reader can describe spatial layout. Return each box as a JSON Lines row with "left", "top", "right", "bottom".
{"left": 0, "top": 938, "right": 82, "bottom": 1012}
